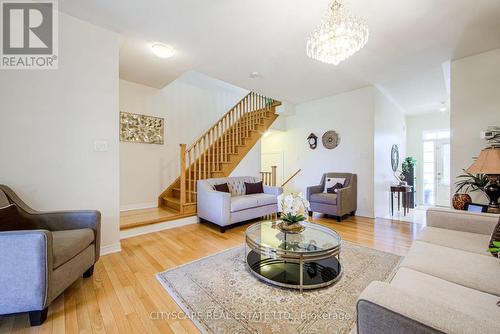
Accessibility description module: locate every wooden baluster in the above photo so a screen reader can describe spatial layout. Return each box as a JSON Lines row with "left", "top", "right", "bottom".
{"left": 225, "top": 115, "right": 228, "bottom": 161}
{"left": 238, "top": 104, "right": 241, "bottom": 145}
{"left": 232, "top": 109, "right": 235, "bottom": 154}
{"left": 246, "top": 96, "right": 249, "bottom": 138}
{"left": 204, "top": 135, "right": 207, "bottom": 179}
{"left": 184, "top": 150, "right": 192, "bottom": 203}
{"left": 211, "top": 128, "right": 215, "bottom": 174}
{"left": 179, "top": 144, "right": 186, "bottom": 213}
{"left": 197, "top": 142, "right": 201, "bottom": 182}
{"left": 218, "top": 121, "right": 222, "bottom": 164}
{"left": 207, "top": 132, "right": 210, "bottom": 178}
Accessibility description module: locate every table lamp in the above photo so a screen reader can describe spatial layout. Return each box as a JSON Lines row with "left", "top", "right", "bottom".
{"left": 466, "top": 146, "right": 500, "bottom": 210}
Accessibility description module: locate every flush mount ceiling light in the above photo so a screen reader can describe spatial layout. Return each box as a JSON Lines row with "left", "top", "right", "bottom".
{"left": 306, "top": 0, "right": 369, "bottom": 65}
{"left": 151, "top": 43, "right": 175, "bottom": 58}
{"left": 439, "top": 102, "right": 447, "bottom": 112}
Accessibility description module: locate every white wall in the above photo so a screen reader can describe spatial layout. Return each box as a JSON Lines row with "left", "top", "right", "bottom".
{"left": 230, "top": 142, "right": 262, "bottom": 177}
{"left": 451, "top": 48, "right": 500, "bottom": 204}
{"left": 373, "top": 90, "right": 407, "bottom": 218}
{"left": 262, "top": 87, "right": 376, "bottom": 217}
{"left": 119, "top": 72, "right": 249, "bottom": 210}
{"left": 406, "top": 112, "right": 450, "bottom": 205}
{"left": 0, "top": 14, "right": 121, "bottom": 250}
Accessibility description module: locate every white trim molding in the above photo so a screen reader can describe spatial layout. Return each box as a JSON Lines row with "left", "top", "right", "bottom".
{"left": 120, "top": 215, "right": 199, "bottom": 240}
{"left": 100, "top": 242, "right": 122, "bottom": 256}
{"left": 120, "top": 202, "right": 157, "bottom": 212}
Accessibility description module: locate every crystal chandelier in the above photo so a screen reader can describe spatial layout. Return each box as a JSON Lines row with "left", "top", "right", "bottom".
{"left": 306, "top": 0, "right": 369, "bottom": 65}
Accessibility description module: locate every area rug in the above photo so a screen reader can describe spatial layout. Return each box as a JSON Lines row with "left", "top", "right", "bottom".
{"left": 156, "top": 242, "right": 402, "bottom": 334}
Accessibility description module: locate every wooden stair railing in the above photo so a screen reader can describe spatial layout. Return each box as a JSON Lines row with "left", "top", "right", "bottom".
{"left": 260, "top": 166, "right": 277, "bottom": 186}
{"left": 282, "top": 169, "right": 302, "bottom": 187}
{"left": 160, "top": 92, "right": 281, "bottom": 214}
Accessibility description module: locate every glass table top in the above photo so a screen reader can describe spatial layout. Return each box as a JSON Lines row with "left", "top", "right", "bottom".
{"left": 245, "top": 221, "right": 341, "bottom": 254}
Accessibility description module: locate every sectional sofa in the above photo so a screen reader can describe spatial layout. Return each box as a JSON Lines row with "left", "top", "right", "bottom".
{"left": 357, "top": 208, "right": 500, "bottom": 333}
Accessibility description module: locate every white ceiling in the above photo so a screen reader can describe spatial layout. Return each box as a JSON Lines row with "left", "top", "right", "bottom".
{"left": 59, "top": 0, "right": 500, "bottom": 113}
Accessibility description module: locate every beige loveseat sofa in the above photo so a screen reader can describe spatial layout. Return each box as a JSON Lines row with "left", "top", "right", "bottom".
{"left": 357, "top": 208, "right": 500, "bottom": 333}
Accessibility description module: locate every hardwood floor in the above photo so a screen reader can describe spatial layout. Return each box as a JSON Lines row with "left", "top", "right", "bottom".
{"left": 0, "top": 216, "right": 424, "bottom": 334}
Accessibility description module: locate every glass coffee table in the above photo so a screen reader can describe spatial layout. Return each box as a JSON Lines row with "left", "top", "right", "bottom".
{"left": 245, "top": 221, "right": 342, "bottom": 292}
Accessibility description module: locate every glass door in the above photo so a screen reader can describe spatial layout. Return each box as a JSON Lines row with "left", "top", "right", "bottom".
{"left": 422, "top": 131, "right": 450, "bottom": 207}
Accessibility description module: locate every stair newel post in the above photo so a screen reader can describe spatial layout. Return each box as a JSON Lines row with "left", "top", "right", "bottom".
{"left": 179, "top": 144, "right": 187, "bottom": 213}
{"left": 271, "top": 165, "right": 277, "bottom": 186}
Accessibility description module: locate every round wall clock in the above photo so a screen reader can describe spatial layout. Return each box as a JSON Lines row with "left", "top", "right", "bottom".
{"left": 322, "top": 131, "right": 339, "bottom": 149}
{"left": 391, "top": 144, "right": 399, "bottom": 172}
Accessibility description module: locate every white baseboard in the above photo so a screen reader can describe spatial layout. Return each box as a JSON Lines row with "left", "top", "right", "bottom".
{"left": 120, "top": 202, "right": 157, "bottom": 212}
{"left": 120, "top": 215, "right": 199, "bottom": 239}
{"left": 100, "top": 242, "right": 122, "bottom": 255}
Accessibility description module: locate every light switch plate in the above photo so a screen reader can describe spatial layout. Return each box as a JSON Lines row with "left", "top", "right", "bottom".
{"left": 94, "top": 140, "right": 108, "bottom": 152}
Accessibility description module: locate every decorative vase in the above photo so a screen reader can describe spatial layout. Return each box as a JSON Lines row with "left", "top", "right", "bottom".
{"left": 277, "top": 221, "right": 305, "bottom": 234}
{"left": 452, "top": 193, "right": 472, "bottom": 210}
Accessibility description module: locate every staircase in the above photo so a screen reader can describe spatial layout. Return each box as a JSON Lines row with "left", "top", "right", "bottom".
{"left": 158, "top": 92, "right": 281, "bottom": 216}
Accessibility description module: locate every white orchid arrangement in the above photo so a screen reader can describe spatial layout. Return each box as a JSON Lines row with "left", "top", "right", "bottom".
{"left": 278, "top": 193, "right": 310, "bottom": 225}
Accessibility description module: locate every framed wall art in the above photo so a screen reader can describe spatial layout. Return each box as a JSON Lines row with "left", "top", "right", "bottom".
{"left": 119, "top": 111, "right": 164, "bottom": 144}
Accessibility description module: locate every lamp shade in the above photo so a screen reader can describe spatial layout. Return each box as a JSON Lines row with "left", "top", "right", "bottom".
{"left": 466, "top": 147, "right": 500, "bottom": 175}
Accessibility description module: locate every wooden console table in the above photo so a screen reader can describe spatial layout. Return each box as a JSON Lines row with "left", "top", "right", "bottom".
{"left": 390, "top": 185, "right": 413, "bottom": 216}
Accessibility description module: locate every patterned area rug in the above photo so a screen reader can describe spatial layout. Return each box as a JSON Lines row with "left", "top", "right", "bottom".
{"left": 156, "top": 242, "right": 402, "bottom": 334}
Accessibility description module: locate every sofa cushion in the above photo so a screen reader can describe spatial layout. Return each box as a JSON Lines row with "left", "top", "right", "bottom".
{"left": 245, "top": 181, "right": 264, "bottom": 195}
{"left": 390, "top": 267, "right": 500, "bottom": 329}
{"left": 213, "top": 183, "right": 230, "bottom": 193}
{"left": 230, "top": 196, "right": 259, "bottom": 212}
{"left": 418, "top": 226, "right": 491, "bottom": 256}
{"left": 400, "top": 240, "right": 500, "bottom": 296}
{"left": 52, "top": 228, "right": 94, "bottom": 269}
{"left": 310, "top": 192, "right": 337, "bottom": 205}
{"left": 323, "top": 177, "right": 345, "bottom": 193}
{"left": 250, "top": 193, "right": 277, "bottom": 207}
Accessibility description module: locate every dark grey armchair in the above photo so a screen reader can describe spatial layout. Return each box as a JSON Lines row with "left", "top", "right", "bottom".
{"left": 306, "top": 173, "right": 357, "bottom": 222}
{"left": 0, "top": 185, "right": 101, "bottom": 326}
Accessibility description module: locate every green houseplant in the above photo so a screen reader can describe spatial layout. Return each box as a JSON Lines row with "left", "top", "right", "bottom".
{"left": 455, "top": 170, "right": 489, "bottom": 194}
{"left": 452, "top": 170, "right": 489, "bottom": 210}
{"left": 401, "top": 157, "right": 416, "bottom": 174}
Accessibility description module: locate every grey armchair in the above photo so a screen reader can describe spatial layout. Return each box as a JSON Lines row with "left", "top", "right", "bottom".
{"left": 306, "top": 173, "right": 357, "bottom": 222}
{"left": 0, "top": 185, "right": 101, "bottom": 326}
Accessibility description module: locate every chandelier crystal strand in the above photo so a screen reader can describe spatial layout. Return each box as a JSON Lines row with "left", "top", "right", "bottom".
{"left": 306, "top": 0, "right": 369, "bottom": 65}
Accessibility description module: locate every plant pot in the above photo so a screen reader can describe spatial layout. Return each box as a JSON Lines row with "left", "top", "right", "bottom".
{"left": 452, "top": 193, "right": 472, "bottom": 210}
{"left": 277, "top": 221, "right": 305, "bottom": 234}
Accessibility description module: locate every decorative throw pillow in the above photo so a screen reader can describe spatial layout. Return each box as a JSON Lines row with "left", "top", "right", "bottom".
{"left": 489, "top": 218, "right": 500, "bottom": 258}
{"left": 214, "top": 183, "right": 230, "bottom": 193}
{"left": 327, "top": 183, "right": 344, "bottom": 194}
{"left": 0, "top": 204, "right": 24, "bottom": 232}
{"left": 245, "top": 181, "right": 264, "bottom": 195}
{"left": 324, "top": 177, "right": 345, "bottom": 193}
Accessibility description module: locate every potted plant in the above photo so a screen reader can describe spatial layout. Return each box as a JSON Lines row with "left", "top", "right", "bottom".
{"left": 452, "top": 170, "right": 489, "bottom": 210}
{"left": 401, "top": 157, "right": 416, "bottom": 174}
{"left": 277, "top": 193, "right": 310, "bottom": 233}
